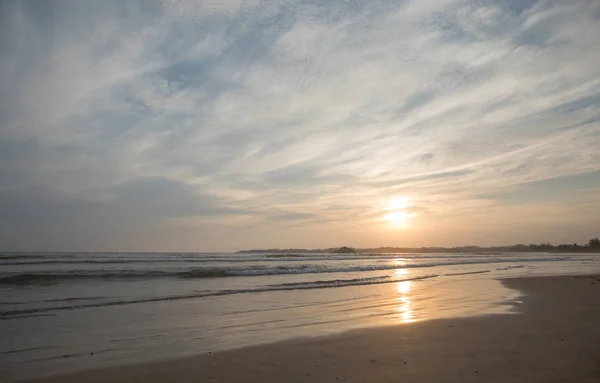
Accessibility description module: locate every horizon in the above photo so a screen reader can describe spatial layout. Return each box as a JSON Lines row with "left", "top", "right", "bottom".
{"left": 1, "top": 0, "right": 600, "bottom": 252}
{"left": 3, "top": 237, "right": 599, "bottom": 254}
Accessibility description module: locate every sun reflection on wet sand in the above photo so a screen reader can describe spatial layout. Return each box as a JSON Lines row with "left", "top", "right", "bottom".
{"left": 396, "top": 280, "right": 411, "bottom": 294}
{"left": 395, "top": 280, "right": 414, "bottom": 323}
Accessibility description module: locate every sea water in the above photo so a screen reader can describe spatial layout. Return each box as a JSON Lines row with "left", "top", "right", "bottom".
{"left": 1, "top": 252, "right": 599, "bottom": 380}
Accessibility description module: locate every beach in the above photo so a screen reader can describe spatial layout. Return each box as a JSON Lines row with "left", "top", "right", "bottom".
{"left": 3, "top": 0, "right": 600, "bottom": 381}
{"left": 15, "top": 274, "right": 600, "bottom": 382}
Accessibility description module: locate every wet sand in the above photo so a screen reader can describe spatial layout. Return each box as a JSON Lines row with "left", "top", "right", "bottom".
{"left": 20, "top": 275, "right": 600, "bottom": 383}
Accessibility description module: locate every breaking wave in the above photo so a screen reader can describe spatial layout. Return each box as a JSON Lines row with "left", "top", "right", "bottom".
{"left": 0, "top": 257, "right": 569, "bottom": 285}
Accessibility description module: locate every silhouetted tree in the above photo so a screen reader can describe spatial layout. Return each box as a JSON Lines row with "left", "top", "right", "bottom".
{"left": 588, "top": 238, "right": 600, "bottom": 249}
{"left": 335, "top": 246, "right": 356, "bottom": 254}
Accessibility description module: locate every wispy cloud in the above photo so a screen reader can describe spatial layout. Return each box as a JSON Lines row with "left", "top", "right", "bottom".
{"left": 1, "top": 0, "right": 599, "bottom": 251}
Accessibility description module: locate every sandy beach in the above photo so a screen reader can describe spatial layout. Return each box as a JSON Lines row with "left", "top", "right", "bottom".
{"left": 19, "top": 274, "right": 600, "bottom": 383}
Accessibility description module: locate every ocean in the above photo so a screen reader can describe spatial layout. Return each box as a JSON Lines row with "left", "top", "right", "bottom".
{"left": 1, "top": 251, "right": 599, "bottom": 380}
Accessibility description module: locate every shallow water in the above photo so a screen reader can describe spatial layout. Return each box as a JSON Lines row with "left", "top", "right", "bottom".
{"left": 1, "top": 252, "right": 599, "bottom": 380}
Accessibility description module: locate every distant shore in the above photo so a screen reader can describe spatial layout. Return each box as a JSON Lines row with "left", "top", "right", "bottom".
{"left": 237, "top": 244, "right": 600, "bottom": 254}
{"left": 22, "top": 274, "right": 600, "bottom": 383}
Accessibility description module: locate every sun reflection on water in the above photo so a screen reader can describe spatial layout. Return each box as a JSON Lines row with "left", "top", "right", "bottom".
{"left": 396, "top": 280, "right": 411, "bottom": 294}
{"left": 395, "top": 280, "right": 414, "bottom": 323}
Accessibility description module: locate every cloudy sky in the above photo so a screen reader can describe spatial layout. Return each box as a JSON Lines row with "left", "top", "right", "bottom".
{"left": 1, "top": 0, "right": 599, "bottom": 252}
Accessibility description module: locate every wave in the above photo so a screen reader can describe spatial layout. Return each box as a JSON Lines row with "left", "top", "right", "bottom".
{"left": 271, "top": 275, "right": 391, "bottom": 288}
{"left": 0, "top": 255, "right": 451, "bottom": 266}
{"left": 0, "top": 253, "right": 80, "bottom": 260}
{"left": 443, "top": 270, "right": 490, "bottom": 276}
{"left": 0, "top": 257, "right": 570, "bottom": 285}
{"left": 1, "top": 258, "right": 282, "bottom": 266}
{"left": 0, "top": 274, "right": 438, "bottom": 318}
{"left": 0, "top": 253, "right": 567, "bottom": 266}
{"left": 0, "top": 271, "right": 173, "bottom": 285}
{"left": 496, "top": 265, "right": 525, "bottom": 271}
{"left": 0, "top": 255, "right": 49, "bottom": 261}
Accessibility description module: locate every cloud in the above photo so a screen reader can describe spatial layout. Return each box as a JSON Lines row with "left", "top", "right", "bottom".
{"left": 163, "top": 0, "right": 262, "bottom": 18}
{"left": 0, "top": 0, "right": 599, "bottom": 250}
{"left": 477, "top": 170, "right": 600, "bottom": 205}
{"left": 0, "top": 177, "right": 245, "bottom": 226}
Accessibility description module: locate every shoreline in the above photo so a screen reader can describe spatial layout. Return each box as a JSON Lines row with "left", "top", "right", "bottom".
{"left": 18, "top": 274, "right": 600, "bottom": 383}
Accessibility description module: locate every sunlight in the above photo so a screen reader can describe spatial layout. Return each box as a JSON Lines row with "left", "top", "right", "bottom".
{"left": 386, "top": 197, "right": 411, "bottom": 211}
{"left": 383, "top": 197, "right": 416, "bottom": 229}
{"left": 395, "top": 281, "right": 414, "bottom": 323}
{"left": 396, "top": 280, "right": 412, "bottom": 294}
{"left": 384, "top": 211, "right": 415, "bottom": 227}
{"left": 401, "top": 304, "right": 413, "bottom": 322}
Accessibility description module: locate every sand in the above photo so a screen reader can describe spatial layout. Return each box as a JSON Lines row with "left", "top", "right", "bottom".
{"left": 20, "top": 275, "right": 600, "bottom": 383}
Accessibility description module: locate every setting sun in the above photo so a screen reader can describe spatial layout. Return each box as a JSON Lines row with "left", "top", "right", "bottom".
{"left": 383, "top": 197, "right": 416, "bottom": 228}
{"left": 384, "top": 211, "right": 415, "bottom": 227}
{"left": 385, "top": 197, "right": 411, "bottom": 211}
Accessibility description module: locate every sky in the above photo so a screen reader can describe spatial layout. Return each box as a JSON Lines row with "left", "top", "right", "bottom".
{"left": 0, "top": 0, "right": 599, "bottom": 252}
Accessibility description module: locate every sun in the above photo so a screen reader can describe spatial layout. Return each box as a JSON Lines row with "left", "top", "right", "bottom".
{"left": 384, "top": 211, "right": 415, "bottom": 227}
{"left": 382, "top": 197, "right": 416, "bottom": 228}
{"left": 385, "top": 197, "right": 411, "bottom": 211}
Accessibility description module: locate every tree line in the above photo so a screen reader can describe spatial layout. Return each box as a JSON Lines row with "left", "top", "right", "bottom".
{"left": 238, "top": 238, "right": 600, "bottom": 254}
